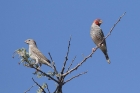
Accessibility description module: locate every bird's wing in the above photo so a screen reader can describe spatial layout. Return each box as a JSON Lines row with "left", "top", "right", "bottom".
{"left": 98, "top": 28, "right": 106, "bottom": 46}
{"left": 31, "top": 47, "right": 51, "bottom": 63}
{"left": 90, "top": 26, "right": 106, "bottom": 46}
{"left": 97, "top": 28, "right": 108, "bottom": 53}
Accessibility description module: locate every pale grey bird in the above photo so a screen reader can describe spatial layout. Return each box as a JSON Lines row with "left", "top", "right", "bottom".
{"left": 90, "top": 19, "right": 110, "bottom": 64}
{"left": 25, "top": 39, "right": 51, "bottom": 67}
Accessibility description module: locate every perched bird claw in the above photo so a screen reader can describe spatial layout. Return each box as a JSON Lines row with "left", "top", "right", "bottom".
{"left": 92, "top": 48, "right": 96, "bottom": 52}
{"left": 98, "top": 43, "right": 103, "bottom": 47}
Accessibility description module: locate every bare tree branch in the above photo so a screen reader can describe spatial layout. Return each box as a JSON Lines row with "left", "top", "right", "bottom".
{"left": 54, "top": 85, "right": 63, "bottom": 93}
{"left": 24, "top": 84, "right": 36, "bottom": 93}
{"left": 63, "top": 71, "right": 87, "bottom": 84}
{"left": 54, "top": 86, "right": 58, "bottom": 93}
{"left": 48, "top": 52, "right": 58, "bottom": 74}
{"left": 105, "top": 12, "right": 126, "bottom": 39}
{"left": 63, "top": 12, "right": 126, "bottom": 77}
{"left": 46, "top": 83, "right": 51, "bottom": 93}
{"left": 61, "top": 36, "right": 72, "bottom": 74}
{"left": 63, "top": 52, "right": 94, "bottom": 76}
{"left": 15, "top": 12, "right": 126, "bottom": 93}
{"left": 48, "top": 52, "right": 54, "bottom": 62}
{"left": 66, "top": 56, "right": 76, "bottom": 72}
{"left": 31, "top": 66, "right": 59, "bottom": 83}
{"left": 32, "top": 78, "right": 46, "bottom": 93}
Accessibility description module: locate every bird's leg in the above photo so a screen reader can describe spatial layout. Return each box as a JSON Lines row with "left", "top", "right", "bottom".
{"left": 33, "top": 63, "right": 41, "bottom": 74}
{"left": 98, "top": 42, "right": 104, "bottom": 47}
{"left": 34, "top": 58, "right": 39, "bottom": 64}
{"left": 33, "top": 59, "right": 41, "bottom": 74}
{"left": 38, "top": 63, "right": 42, "bottom": 70}
{"left": 98, "top": 43, "right": 101, "bottom": 47}
{"left": 98, "top": 38, "right": 105, "bottom": 47}
{"left": 36, "top": 63, "right": 41, "bottom": 70}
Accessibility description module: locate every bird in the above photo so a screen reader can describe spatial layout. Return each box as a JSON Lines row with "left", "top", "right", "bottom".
{"left": 25, "top": 39, "right": 51, "bottom": 67}
{"left": 90, "top": 19, "right": 110, "bottom": 64}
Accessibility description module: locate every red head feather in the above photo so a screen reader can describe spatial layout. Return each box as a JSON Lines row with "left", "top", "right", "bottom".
{"left": 94, "top": 19, "right": 102, "bottom": 26}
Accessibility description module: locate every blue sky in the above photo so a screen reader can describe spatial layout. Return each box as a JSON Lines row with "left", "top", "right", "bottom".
{"left": 0, "top": 0, "right": 140, "bottom": 93}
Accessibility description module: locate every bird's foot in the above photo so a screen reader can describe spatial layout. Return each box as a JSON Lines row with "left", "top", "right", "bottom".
{"left": 98, "top": 43, "right": 103, "bottom": 47}
{"left": 98, "top": 43, "right": 101, "bottom": 47}
{"left": 33, "top": 66, "right": 40, "bottom": 74}
{"left": 92, "top": 48, "right": 96, "bottom": 52}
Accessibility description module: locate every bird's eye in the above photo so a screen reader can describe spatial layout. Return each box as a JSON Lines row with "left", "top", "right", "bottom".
{"left": 28, "top": 40, "right": 30, "bottom": 41}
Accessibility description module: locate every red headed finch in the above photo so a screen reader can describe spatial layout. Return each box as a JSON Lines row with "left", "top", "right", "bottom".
{"left": 90, "top": 19, "right": 110, "bottom": 64}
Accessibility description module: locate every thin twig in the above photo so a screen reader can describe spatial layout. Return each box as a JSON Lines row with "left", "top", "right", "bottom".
{"left": 46, "top": 83, "right": 51, "bottom": 93}
{"left": 105, "top": 12, "right": 126, "bottom": 39}
{"left": 63, "top": 52, "right": 94, "bottom": 76}
{"left": 32, "top": 78, "right": 46, "bottom": 93}
{"left": 48, "top": 52, "right": 58, "bottom": 74}
{"left": 61, "top": 36, "right": 72, "bottom": 74}
{"left": 66, "top": 56, "right": 76, "bottom": 72}
{"left": 63, "top": 12, "right": 126, "bottom": 77}
{"left": 24, "top": 84, "right": 36, "bottom": 93}
{"left": 63, "top": 71, "right": 87, "bottom": 84}
{"left": 99, "top": 12, "right": 126, "bottom": 49}
{"left": 48, "top": 52, "right": 54, "bottom": 62}
{"left": 54, "top": 86, "right": 58, "bottom": 93}
{"left": 31, "top": 66, "right": 59, "bottom": 83}
{"left": 12, "top": 51, "right": 16, "bottom": 58}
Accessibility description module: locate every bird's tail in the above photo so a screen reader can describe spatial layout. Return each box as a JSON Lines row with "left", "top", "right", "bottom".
{"left": 47, "top": 62, "right": 52, "bottom": 68}
{"left": 105, "top": 53, "right": 111, "bottom": 64}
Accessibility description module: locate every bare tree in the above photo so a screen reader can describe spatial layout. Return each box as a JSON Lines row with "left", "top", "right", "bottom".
{"left": 13, "top": 12, "right": 126, "bottom": 93}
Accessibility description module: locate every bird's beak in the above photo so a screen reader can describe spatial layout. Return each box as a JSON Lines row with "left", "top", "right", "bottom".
{"left": 24, "top": 40, "right": 27, "bottom": 43}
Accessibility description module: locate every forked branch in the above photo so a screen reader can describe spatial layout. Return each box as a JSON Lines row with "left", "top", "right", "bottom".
{"left": 32, "top": 78, "right": 46, "bottom": 93}
{"left": 61, "top": 36, "right": 72, "bottom": 74}
{"left": 63, "top": 71, "right": 87, "bottom": 84}
{"left": 63, "top": 12, "right": 126, "bottom": 77}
